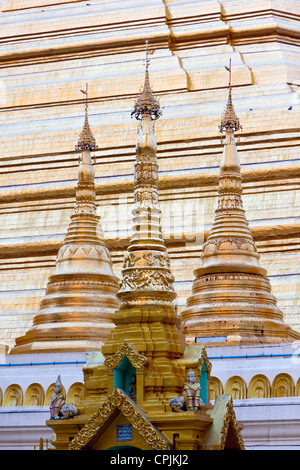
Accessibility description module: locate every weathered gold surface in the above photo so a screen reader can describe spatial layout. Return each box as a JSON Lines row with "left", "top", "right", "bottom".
{"left": 10, "top": 99, "right": 119, "bottom": 354}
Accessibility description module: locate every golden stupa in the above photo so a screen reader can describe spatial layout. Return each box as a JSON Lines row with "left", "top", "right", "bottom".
{"left": 181, "top": 62, "right": 300, "bottom": 347}
{"left": 11, "top": 86, "right": 120, "bottom": 354}
{"left": 46, "top": 45, "right": 244, "bottom": 452}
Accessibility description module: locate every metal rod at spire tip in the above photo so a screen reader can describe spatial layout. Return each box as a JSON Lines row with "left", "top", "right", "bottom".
{"left": 145, "top": 39, "right": 150, "bottom": 70}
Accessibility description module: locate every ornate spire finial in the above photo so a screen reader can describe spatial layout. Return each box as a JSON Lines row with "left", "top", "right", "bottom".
{"left": 131, "top": 40, "right": 162, "bottom": 121}
{"left": 75, "top": 83, "right": 98, "bottom": 151}
{"left": 219, "top": 59, "right": 241, "bottom": 133}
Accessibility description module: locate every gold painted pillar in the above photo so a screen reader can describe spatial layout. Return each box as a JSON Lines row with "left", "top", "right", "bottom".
{"left": 11, "top": 87, "right": 119, "bottom": 354}
{"left": 181, "top": 64, "right": 300, "bottom": 346}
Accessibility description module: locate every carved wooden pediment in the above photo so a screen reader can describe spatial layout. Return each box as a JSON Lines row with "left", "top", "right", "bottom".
{"left": 197, "top": 347, "right": 212, "bottom": 378}
{"left": 104, "top": 342, "right": 148, "bottom": 372}
{"left": 68, "top": 387, "right": 171, "bottom": 450}
{"left": 202, "top": 394, "right": 245, "bottom": 450}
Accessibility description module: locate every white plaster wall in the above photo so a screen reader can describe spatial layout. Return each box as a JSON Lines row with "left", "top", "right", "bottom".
{"left": 234, "top": 397, "right": 300, "bottom": 450}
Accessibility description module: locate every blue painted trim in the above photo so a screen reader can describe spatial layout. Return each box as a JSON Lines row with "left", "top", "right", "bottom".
{"left": 0, "top": 353, "right": 297, "bottom": 367}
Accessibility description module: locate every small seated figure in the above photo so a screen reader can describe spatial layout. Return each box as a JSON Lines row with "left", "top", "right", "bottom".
{"left": 128, "top": 374, "right": 137, "bottom": 402}
{"left": 170, "top": 369, "right": 204, "bottom": 413}
{"left": 49, "top": 375, "right": 77, "bottom": 420}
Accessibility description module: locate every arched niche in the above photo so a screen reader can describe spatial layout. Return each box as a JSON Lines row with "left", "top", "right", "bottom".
{"left": 104, "top": 342, "right": 148, "bottom": 403}
{"left": 114, "top": 355, "right": 136, "bottom": 400}
{"left": 24, "top": 383, "right": 45, "bottom": 406}
{"left": 44, "top": 383, "right": 66, "bottom": 406}
{"left": 247, "top": 374, "right": 271, "bottom": 399}
{"left": 272, "top": 373, "right": 295, "bottom": 397}
{"left": 0, "top": 387, "right": 3, "bottom": 406}
{"left": 210, "top": 377, "right": 223, "bottom": 401}
{"left": 3, "top": 384, "right": 23, "bottom": 406}
{"left": 224, "top": 376, "right": 247, "bottom": 400}
{"left": 66, "top": 382, "right": 84, "bottom": 406}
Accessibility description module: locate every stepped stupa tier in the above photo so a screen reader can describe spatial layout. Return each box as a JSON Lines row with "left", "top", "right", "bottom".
{"left": 10, "top": 87, "right": 119, "bottom": 354}
{"left": 181, "top": 64, "right": 300, "bottom": 347}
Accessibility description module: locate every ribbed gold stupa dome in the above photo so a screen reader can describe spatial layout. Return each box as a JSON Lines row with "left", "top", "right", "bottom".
{"left": 11, "top": 85, "right": 119, "bottom": 354}
{"left": 181, "top": 63, "right": 300, "bottom": 346}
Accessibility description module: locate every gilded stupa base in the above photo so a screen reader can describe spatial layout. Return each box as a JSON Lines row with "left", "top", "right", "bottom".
{"left": 11, "top": 272, "right": 119, "bottom": 355}
{"left": 181, "top": 271, "right": 300, "bottom": 346}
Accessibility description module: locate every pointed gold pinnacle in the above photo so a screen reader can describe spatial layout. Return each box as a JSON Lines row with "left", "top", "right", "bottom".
{"left": 131, "top": 40, "right": 162, "bottom": 121}
{"left": 219, "top": 59, "right": 241, "bottom": 133}
{"left": 76, "top": 83, "right": 98, "bottom": 151}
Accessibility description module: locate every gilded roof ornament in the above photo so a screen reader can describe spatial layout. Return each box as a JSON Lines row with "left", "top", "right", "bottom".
{"left": 131, "top": 40, "right": 162, "bottom": 121}
{"left": 75, "top": 83, "right": 98, "bottom": 151}
{"left": 180, "top": 60, "right": 300, "bottom": 347}
{"left": 219, "top": 59, "right": 241, "bottom": 133}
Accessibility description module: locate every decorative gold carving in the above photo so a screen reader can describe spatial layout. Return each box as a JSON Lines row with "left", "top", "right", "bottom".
{"left": 66, "top": 382, "right": 84, "bottom": 406}
{"left": 197, "top": 347, "right": 212, "bottom": 378}
{"left": 219, "top": 396, "right": 245, "bottom": 450}
{"left": 217, "top": 195, "right": 243, "bottom": 210}
{"left": 2, "top": 384, "right": 23, "bottom": 406}
{"left": 134, "top": 188, "right": 159, "bottom": 206}
{"left": 46, "top": 277, "right": 118, "bottom": 289}
{"left": 10, "top": 86, "right": 119, "bottom": 354}
{"left": 120, "top": 298, "right": 174, "bottom": 307}
{"left": 57, "top": 244, "right": 111, "bottom": 262}
{"left": 247, "top": 375, "right": 271, "bottom": 399}
{"left": 123, "top": 252, "right": 170, "bottom": 269}
{"left": 68, "top": 388, "right": 169, "bottom": 450}
{"left": 135, "top": 158, "right": 158, "bottom": 185}
{"left": 119, "top": 269, "right": 175, "bottom": 292}
{"left": 203, "top": 237, "right": 257, "bottom": 252}
{"left": 104, "top": 342, "right": 148, "bottom": 372}
{"left": 24, "top": 383, "right": 45, "bottom": 406}
{"left": 224, "top": 376, "right": 247, "bottom": 400}
{"left": 271, "top": 373, "right": 295, "bottom": 397}
{"left": 181, "top": 63, "right": 300, "bottom": 345}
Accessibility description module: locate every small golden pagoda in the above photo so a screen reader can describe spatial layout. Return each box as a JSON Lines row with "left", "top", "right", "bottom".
{"left": 46, "top": 45, "right": 244, "bottom": 451}
{"left": 181, "top": 62, "right": 300, "bottom": 347}
{"left": 11, "top": 86, "right": 120, "bottom": 354}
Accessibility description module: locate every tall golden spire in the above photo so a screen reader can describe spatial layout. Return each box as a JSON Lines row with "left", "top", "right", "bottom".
{"left": 181, "top": 63, "right": 300, "bottom": 346}
{"left": 117, "top": 39, "right": 175, "bottom": 310}
{"left": 102, "top": 42, "right": 185, "bottom": 412}
{"left": 11, "top": 87, "right": 119, "bottom": 354}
